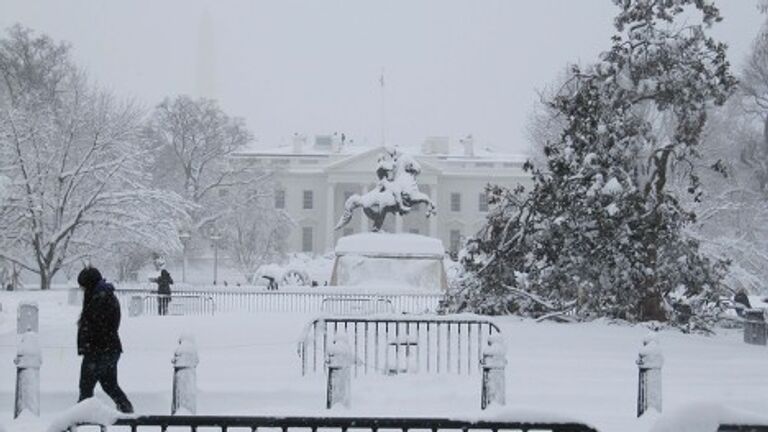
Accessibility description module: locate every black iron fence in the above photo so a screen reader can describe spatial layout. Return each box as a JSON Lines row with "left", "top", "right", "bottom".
{"left": 298, "top": 315, "right": 502, "bottom": 376}
{"left": 67, "top": 414, "right": 599, "bottom": 432}
{"left": 114, "top": 289, "right": 442, "bottom": 315}
{"left": 718, "top": 426, "right": 768, "bottom": 431}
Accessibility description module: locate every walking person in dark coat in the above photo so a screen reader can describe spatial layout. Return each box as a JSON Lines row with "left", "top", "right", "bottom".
{"left": 77, "top": 267, "right": 134, "bottom": 413}
{"left": 150, "top": 269, "right": 173, "bottom": 316}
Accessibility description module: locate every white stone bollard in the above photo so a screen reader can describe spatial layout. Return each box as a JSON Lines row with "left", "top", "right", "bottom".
{"left": 14, "top": 331, "right": 42, "bottom": 418}
{"left": 637, "top": 333, "right": 663, "bottom": 417}
{"left": 326, "top": 334, "right": 353, "bottom": 409}
{"left": 128, "top": 296, "right": 144, "bottom": 317}
{"left": 481, "top": 334, "right": 507, "bottom": 409}
{"left": 17, "top": 302, "right": 38, "bottom": 334}
{"left": 172, "top": 333, "right": 199, "bottom": 415}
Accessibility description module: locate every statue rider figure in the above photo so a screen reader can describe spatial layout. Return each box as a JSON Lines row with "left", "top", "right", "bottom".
{"left": 376, "top": 150, "right": 395, "bottom": 184}
{"left": 376, "top": 147, "right": 409, "bottom": 213}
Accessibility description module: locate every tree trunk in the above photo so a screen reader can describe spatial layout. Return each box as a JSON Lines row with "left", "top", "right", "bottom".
{"left": 11, "top": 264, "right": 21, "bottom": 290}
{"left": 639, "top": 208, "right": 667, "bottom": 322}
{"left": 639, "top": 291, "right": 667, "bottom": 322}
{"left": 38, "top": 261, "right": 61, "bottom": 291}
{"left": 39, "top": 272, "right": 51, "bottom": 291}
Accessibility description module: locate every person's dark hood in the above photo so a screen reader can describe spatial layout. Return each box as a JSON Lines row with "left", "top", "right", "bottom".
{"left": 93, "top": 279, "right": 115, "bottom": 294}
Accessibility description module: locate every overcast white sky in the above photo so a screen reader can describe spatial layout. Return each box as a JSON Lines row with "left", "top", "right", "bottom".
{"left": 0, "top": 1, "right": 764, "bottom": 154}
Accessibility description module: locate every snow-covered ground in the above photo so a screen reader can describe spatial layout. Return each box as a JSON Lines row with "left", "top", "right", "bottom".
{"left": 1, "top": 289, "right": 767, "bottom": 432}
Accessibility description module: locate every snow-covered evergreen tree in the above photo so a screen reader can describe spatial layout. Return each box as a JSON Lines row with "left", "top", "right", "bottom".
{"left": 451, "top": 0, "right": 735, "bottom": 326}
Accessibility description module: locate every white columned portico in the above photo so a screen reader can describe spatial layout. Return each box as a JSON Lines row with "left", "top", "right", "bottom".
{"left": 326, "top": 182, "right": 336, "bottom": 251}
{"left": 359, "top": 184, "right": 369, "bottom": 233}
{"left": 429, "top": 183, "right": 438, "bottom": 238}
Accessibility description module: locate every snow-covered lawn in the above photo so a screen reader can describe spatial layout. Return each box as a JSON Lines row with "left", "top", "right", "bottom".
{"left": 1, "top": 290, "right": 767, "bottom": 432}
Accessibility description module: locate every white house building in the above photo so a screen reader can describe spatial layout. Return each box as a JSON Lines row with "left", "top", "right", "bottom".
{"left": 231, "top": 135, "right": 531, "bottom": 254}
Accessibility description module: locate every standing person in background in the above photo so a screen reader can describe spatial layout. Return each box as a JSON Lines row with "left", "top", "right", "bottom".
{"left": 150, "top": 269, "right": 173, "bottom": 316}
{"left": 77, "top": 267, "right": 134, "bottom": 413}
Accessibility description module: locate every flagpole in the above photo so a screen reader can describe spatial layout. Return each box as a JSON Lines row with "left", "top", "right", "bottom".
{"left": 380, "top": 67, "right": 386, "bottom": 146}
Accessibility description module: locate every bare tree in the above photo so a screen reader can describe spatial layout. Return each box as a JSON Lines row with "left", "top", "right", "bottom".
{"left": 739, "top": 12, "right": 768, "bottom": 193}
{"left": 525, "top": 68, "right": 573, "bottom": 168}
{"left": 143, "top": 96, "right": 266, "bottom": 232}
{"left": 0, "top": 26, "right": 187, "bottom": 289}
{"left": 0, "top": 25, "right": 70, "bottom": 106}
{"left": 219, "top": 184, "right": 293, "bottom": 283}
{"left": 690, "top": 13, "right": 768, "bottom": 294}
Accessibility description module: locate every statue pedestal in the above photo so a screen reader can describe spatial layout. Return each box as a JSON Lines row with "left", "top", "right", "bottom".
{"left": 330, "top": 233, "right": 447, "bottom": 292}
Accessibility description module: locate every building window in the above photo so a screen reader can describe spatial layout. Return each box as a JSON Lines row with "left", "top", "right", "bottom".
{"left": 409, "top": 228, "right": 420, "bottom": 235}
{"left": 302, "top": 227, "right": 314, "bottom": 252}
{"left": 478, "top": 192, "right": 489, "bottom": 212}
{"left": 450, "top": 193, "right": 461, "bottom": 212}
{"left": 343, "top": 228, "right": 354, "bottom": 237}
{"left": 303, "top": 190, "right": 314, "bottom": 209}
{"left": 449, "top": 229, "right": 462, "bottom": 253}
{"left": 274, "top": 190, "right": 285, "bottom": 209}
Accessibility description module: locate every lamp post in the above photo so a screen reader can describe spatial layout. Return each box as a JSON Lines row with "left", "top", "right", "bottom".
{"left": 209, "top": 230, "right": 222, "bottom": 285}
{"left": 178, "top": 231, "right": 191, "bottom": 283}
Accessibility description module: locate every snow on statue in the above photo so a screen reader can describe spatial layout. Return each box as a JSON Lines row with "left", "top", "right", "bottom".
{"left": 334, "top": 146, "right": 436, "bottom": 232}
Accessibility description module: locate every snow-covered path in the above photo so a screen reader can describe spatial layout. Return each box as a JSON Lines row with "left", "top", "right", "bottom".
{"left": 0, "top": 290, "right": 767, "bottom": 432}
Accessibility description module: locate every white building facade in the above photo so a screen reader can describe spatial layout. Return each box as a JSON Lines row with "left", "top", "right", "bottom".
{"left": 232, "top": 135, "right": 531, "bottom": 254}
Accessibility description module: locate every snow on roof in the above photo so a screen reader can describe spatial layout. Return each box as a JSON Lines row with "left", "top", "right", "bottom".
{"left": 335, "top": 233, "right": 445, "bottom": 257}
{"left": 434, "top": 146, "right": 528, "bottom": 163}
{"left": 234, "top": 145, "right": 366, "bottom": 157}
{"left": 233, "top": 141, "right": 528, "bottom": 163}
{"left": 233, "top": 139, "right": 369, "bottom": 157}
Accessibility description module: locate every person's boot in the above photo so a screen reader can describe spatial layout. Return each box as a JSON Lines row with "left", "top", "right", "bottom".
{"left": 117, "top": 400, "right": 134, "bottom": 414}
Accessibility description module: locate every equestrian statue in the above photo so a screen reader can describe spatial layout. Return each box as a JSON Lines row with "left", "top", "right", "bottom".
{"left": 334, "top": 146, "right": 436, "bottom": 232}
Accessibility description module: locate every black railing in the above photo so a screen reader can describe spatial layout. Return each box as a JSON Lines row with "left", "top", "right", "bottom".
{"left": 115, "top": 289, "right": 442, "bottom": 314}
{"left": 298, "top": 315, "right": 502, "bottom": 376}
{"left": 68, "top": 414, "right": 599, "bottom": 432}
{"left": 718, "top": 426, "right": 768, "bottom": 432}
